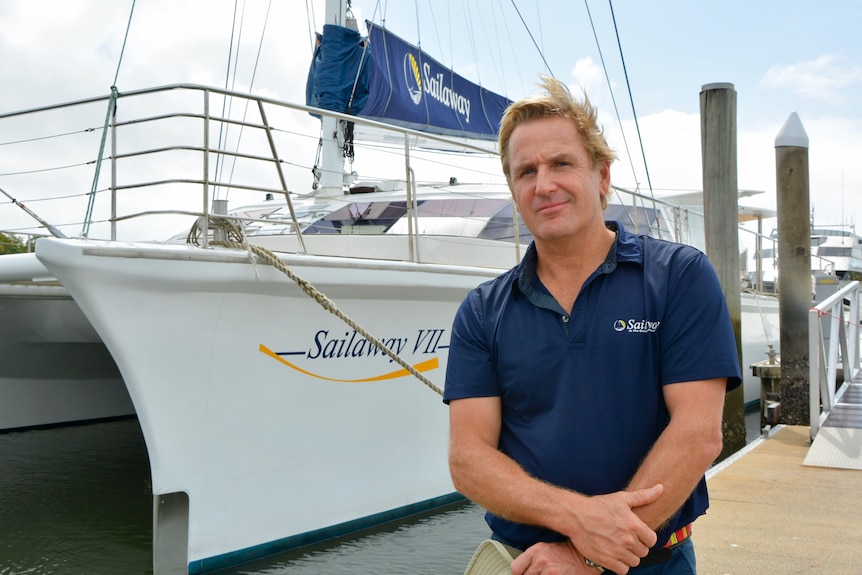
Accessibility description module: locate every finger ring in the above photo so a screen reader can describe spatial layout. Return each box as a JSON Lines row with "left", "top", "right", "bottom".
{"left": 584, "top": 558, "right": 607, "bottom": 572}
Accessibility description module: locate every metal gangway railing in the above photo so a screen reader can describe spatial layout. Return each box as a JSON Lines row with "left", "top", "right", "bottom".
{"left": 809, "top": 280, "right": 862, "bottom": 438}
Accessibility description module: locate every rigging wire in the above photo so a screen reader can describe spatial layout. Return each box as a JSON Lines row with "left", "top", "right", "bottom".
{"left": 498, "top": 1, "right": 525, "bottom": 97}
{"left": 413, "top": 0, "right": 422, "bottom": 48}
{"left": 380, "top": 0, "right": 388, "bottom": 26}
{"left": 0, "top": 161, "right": 96, "bottom": 177}
{"left": 607, "top": 1, "right": 655, "bottom": 201}
{"left": 264, "top": 119, "right": 504, "bottom": 186}
{"left": 0, "top": 127, "right": 101, "bottom": 147}
{"left": 214, "top": 0, "right": 244, "bottom": 199}
{"left": 82, "top": 0, "right": 136, "bottom": 238}
{"left": 424, "top": 0, "right": 447, "bottom": 68}
{"left": 305, "top": 0, "right": 318, "bottom": 52}
{"left": 583, "top": 0, "right": 639, "bottom": 194}
{"left": 470, "top": 1, "right": 500, "bottom": 89}
{"left": 111, "top": 1, "right": 136, "bottom": 86}
{"left": 0, "top": 189, "right": 100, "bottom": 203}
{"left": 508, "top": 0, "right": 554, "bottom": 78}
{"left": 489, "top": 1, "right": 509, "bottom": 96}
{"left": 607, "top": 0, "right": 661, "bottom": 236}
{"left": 461, "top": 2, "right": 482, "bottom": 85}
{"left": 534, "top": 0, "right": 545, "bottom": 57}
{"left": 448, "top": 0, "right": 453, "bottom": 66}
{"left": 221, "top": 0, "right": 274, "bottom": 201}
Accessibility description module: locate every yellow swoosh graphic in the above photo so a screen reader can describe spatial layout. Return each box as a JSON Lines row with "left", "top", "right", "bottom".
{"left": 259, "top": 343, "right": 439, "bottom": 383}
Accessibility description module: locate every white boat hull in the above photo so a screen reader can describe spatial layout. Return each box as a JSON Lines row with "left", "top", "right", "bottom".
{"left": 35, "top": 238, "right": 497, "bottom": 569}
{"left": 0, "top": 278, "right": 133, "bottom": 430}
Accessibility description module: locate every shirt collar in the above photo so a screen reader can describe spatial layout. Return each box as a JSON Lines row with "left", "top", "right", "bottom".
{"left": 513, "top": 221, "right": 644, "bottom": 296}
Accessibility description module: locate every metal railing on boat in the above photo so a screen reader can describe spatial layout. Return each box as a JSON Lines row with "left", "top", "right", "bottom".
{"left": 0, "top": 83, "right": 501, "bottom": 253}
{"left": 1, "top": 83, "right": 721, "bottom": 269}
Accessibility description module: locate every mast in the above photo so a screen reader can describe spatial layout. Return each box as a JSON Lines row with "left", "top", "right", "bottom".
{"left": 316, "top": 0, "right": 350, "bottom": 198}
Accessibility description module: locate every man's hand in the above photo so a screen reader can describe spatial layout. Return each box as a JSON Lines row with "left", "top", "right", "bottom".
{"left": 558, "top": 484, "right": 663, "bottom": 575}
{"left": 511, "top": 540, "right": 595, "bottom": 575}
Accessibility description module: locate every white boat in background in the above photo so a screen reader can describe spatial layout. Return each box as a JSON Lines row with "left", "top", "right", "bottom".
{"left": 742, "top": 226, "right": 862, "bottom": 293}
{"left": 0, "top": 255, "right": 134, "bottom": 430}
{"left": 0, "top": 2, "right": 781, "bottom": 573}
{"left": 811, "top": 226, "right": 862, "bottom": 280}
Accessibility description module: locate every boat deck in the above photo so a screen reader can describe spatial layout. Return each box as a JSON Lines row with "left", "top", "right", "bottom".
{"left": 695, "top": 424, "right": 862, "bottom": 574}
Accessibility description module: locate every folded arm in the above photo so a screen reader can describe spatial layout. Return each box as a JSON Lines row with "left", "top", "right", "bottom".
{"left": 625, "top": 378, "right": 727, "bottom": 530}
{"left": 448, "top": 396, "right": 660, "bottom": 574}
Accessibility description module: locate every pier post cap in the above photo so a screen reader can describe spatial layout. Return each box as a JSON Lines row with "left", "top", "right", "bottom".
{"left": 775, "top": 112, "right": 809, "bottom": 148}
{"left": 700, "top": 82, "right": 735, "bottom": 92}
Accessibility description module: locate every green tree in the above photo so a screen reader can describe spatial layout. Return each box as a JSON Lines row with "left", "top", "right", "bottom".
{"left": 0, "top": 232, "right": 29, "bottom": 254}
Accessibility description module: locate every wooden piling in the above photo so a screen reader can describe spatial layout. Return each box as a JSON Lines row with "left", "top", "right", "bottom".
{"left": 775, "top": 113, "right": 811, "bottom": 425}
{"left": 700, "top": 83, "right": 745, "bottom": 457}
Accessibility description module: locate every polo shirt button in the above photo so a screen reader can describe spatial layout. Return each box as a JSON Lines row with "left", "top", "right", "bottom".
{"left": 562, "top": 315, "right": 569, "bottom": 323}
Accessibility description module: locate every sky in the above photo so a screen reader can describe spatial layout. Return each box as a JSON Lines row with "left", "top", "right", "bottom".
{"left": 1, "top": 0, "right": 860, "bottom": 242}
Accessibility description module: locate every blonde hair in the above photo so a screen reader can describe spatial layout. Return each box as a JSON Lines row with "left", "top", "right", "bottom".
{"left": 499, "top": 77, "right": 617, "bottom": 207}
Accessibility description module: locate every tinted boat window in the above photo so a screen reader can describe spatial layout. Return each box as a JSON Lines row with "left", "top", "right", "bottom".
{"left": 479, "top": 202, "right": 533, "bottom": 244}
{"left": 818, "top": 247, "right": 851, "bottom": 257}
{"left": 304, "top": 198, "right": 532, "bottom": 242}
{"left": 415, "top": 198, "right": 510, "bottom": 217}
{"left": 302, "top": 198, "right": 671, "bottom": 244}
{"left": 303, "top": 201, "right": 409, "bottom": 234}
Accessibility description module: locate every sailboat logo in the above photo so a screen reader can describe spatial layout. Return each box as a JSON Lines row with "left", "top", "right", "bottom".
{"left": 404, "top": 53, "right": 423, "bottom": 105}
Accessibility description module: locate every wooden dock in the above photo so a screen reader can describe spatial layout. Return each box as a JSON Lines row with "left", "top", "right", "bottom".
{"left": 694, "top": 425, "right": 862, "bottom": 574}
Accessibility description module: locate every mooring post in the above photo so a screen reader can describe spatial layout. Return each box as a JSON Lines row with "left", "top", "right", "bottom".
{"left": 775, "top": 112, "right": 811, "bottom": 424}
{"left": 700, "top": 82, "right": 745, "bottom": 457}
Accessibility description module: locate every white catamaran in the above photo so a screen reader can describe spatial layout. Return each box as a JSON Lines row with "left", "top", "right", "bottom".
{"left": 0, "top": 1, "right": 783, "bottom": 573}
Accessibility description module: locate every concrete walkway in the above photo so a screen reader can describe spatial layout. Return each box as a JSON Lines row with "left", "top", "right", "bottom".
{"left": 694, "top": 425, "right": 862, "bottom": 574}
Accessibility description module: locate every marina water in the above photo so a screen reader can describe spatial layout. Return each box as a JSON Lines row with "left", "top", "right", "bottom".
{"left": 1, "top": 416, "right": 761, "bottom": 574}
{"left": 0, "top": 419, "right": 489, "bottom": 575}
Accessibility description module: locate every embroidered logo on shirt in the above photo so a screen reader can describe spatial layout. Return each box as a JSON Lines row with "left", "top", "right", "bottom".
{"left": 614, "top": 319, "right": 661, "bottom": 333}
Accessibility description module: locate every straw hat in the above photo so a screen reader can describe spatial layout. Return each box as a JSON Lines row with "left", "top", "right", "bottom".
{"left": 462, "top": 539, "right": 519, "bottom": 575}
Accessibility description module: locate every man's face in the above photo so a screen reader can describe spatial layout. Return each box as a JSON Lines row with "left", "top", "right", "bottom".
{"left": 507, "top": 115, "right": 610, "bottom": 245}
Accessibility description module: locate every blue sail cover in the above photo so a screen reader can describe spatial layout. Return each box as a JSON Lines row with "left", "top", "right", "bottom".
{"left": 360, "top": 22, "right": 511, "bottom": 141}
{"left": 306, "top": 21, "right": 511, "bottom": 141}
{"left": 306, "top": 24, "right": 371, "bottom": 116}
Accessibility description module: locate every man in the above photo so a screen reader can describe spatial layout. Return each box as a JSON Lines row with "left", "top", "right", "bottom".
{"left": 444, "top": 77, "right": 741, "bottom": 575}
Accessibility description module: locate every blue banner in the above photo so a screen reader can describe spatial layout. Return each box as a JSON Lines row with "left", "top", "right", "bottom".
{"left": 359, "top": 22, "right": 511, "bottom": 141}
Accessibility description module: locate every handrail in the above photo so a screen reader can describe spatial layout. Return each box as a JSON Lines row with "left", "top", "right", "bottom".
{"left": 257, "top": 96, "right": 306, "bottom": 253}
{"left": 1, "top": 83, "right": 503, "bottom": 251}
{"left": 809, "top": 280, "right": 861, "bottom": 439}
{"left": 0, "top": 83, "right": 497, "bottom": 157}
{"left": 3, "top": 83, "right": 722, "bottom": 269}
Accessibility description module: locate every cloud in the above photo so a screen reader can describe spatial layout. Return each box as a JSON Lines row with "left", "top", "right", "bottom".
{"left": 761, "top": 55, "right": 862, "bottom": 102}
{"left": 567, "top": 57, "right": 613, "bottom": 103}
{"left": 608, "top": 109, "right": 702, "bottom": 194}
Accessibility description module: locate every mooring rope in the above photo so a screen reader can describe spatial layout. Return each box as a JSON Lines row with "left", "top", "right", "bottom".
{"left": 188, "top": 217, "right": 445, "bottom": 397}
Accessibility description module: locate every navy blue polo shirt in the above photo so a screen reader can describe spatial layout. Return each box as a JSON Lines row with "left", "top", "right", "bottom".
{"left": 444, "top": 222, "right": 741, "bottom": 550}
